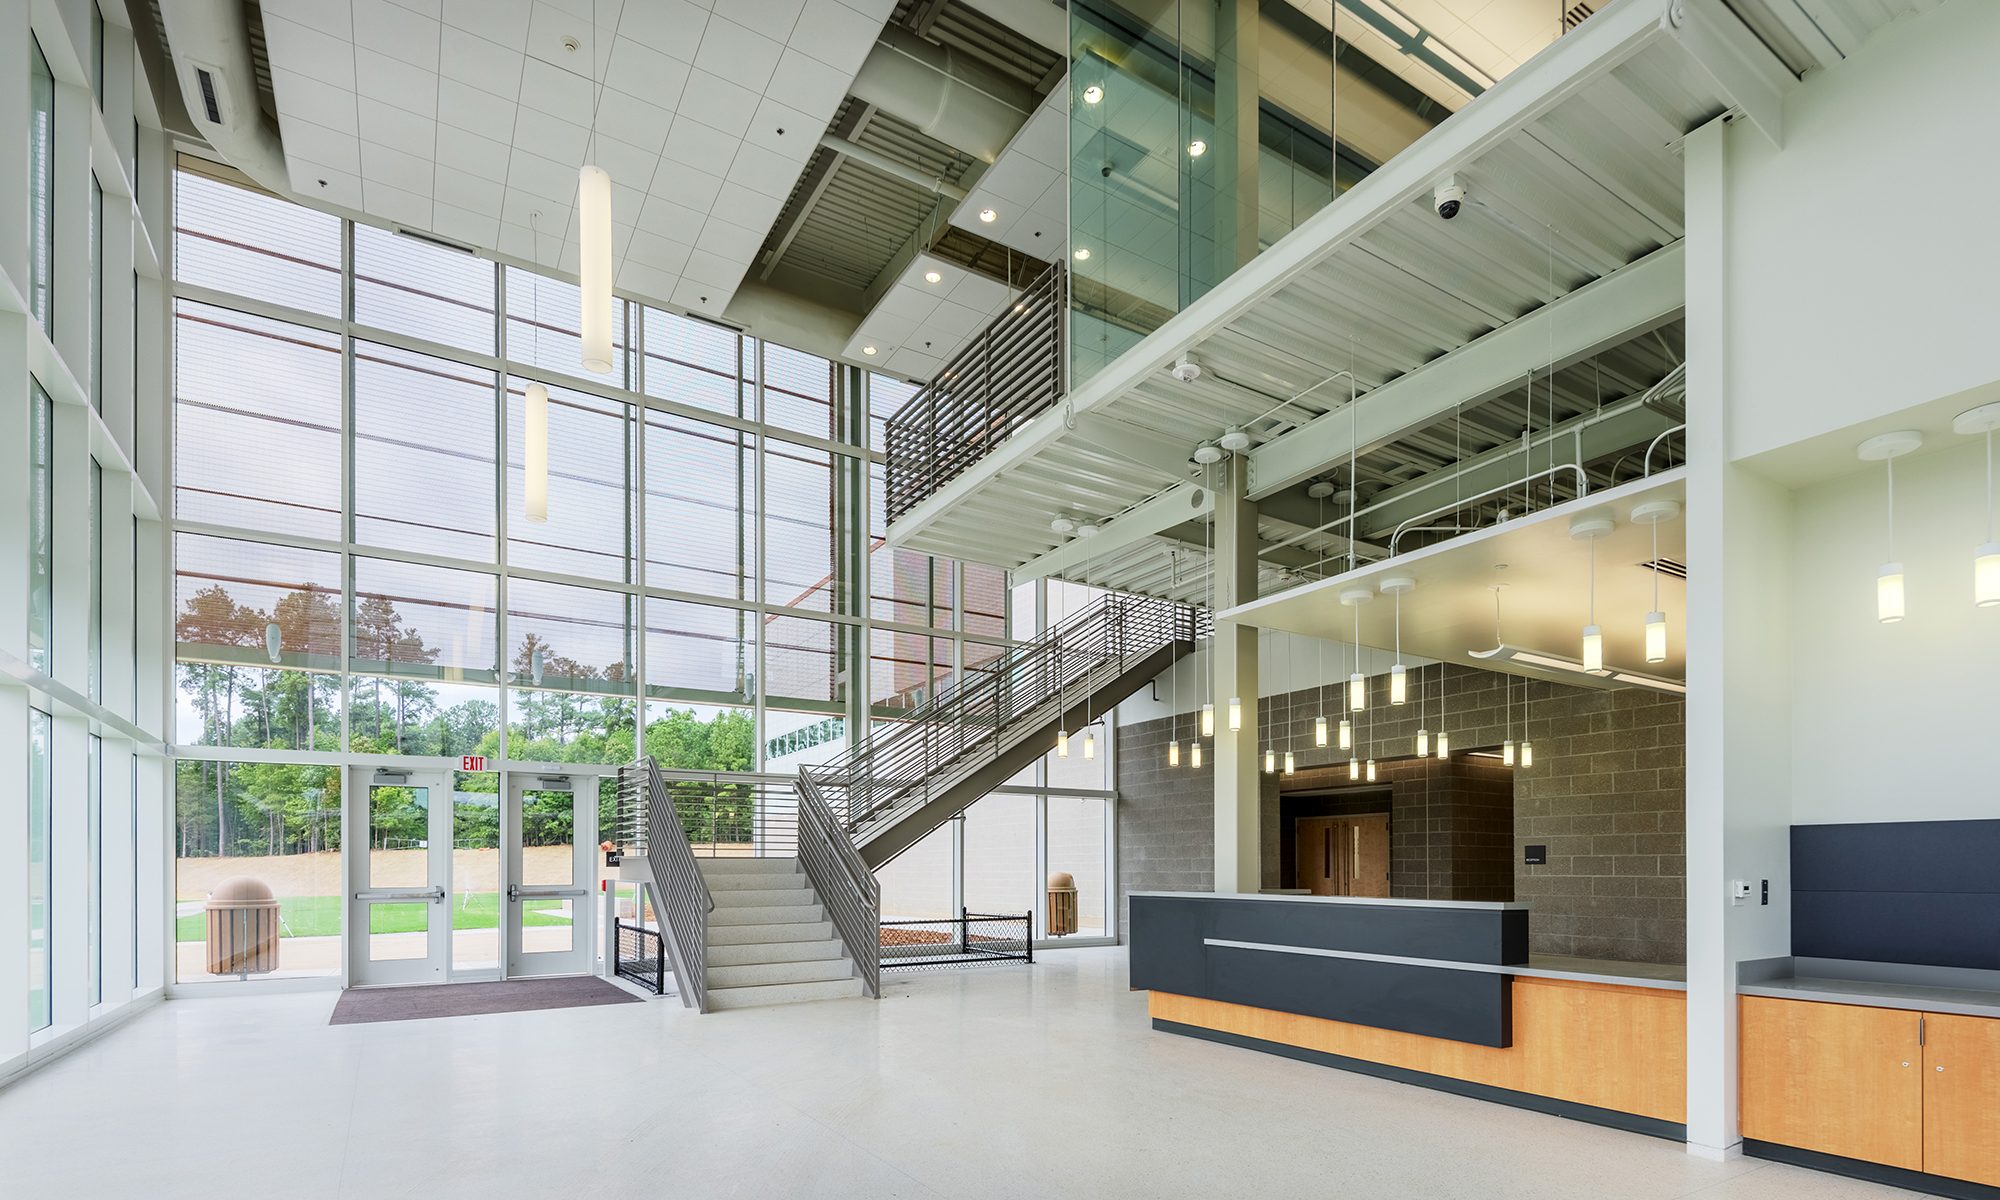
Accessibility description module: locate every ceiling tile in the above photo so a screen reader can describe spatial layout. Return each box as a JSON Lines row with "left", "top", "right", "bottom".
{"left": 512, "top": 103, "right": 591, "bottom": 168}
{"left": 444, "top": 0, "right": 531, "bottom": 46}
{"left": 980, "top": 154, "right": 1059, "bottom": 208}
{"left": 676, "top": 69, "right": 759, "bottom": 139}
{"left": 354, "top": 48, "right": 439, "bottom": 119}
{"left": 358, "top": 98, "right": 437, "bottom": 159}
{"left": 603, "top": 37, "right": 692, "bottom": 111}
{"left": 615, "top": 262, "right": 681, "bottom": 304}
{"left": 696, "top": 16, "right": 783, "bottom": 94}
{"left": 947, "top": 272, "right": 1009, "bottom": 313}
{"left": 624, "top": 230, "right": 693, "bottom": 274}
{"left": 743, "top": 97, "right": 819, "bottom": 165}
{"left": 789, "top": 1, "right": 880, "bottom": 72}
{"left": 659, "top": 115, "right": 737, "bottom": 173}
{"left": 884, "top": 347, "right": 940, "bottom": 379}
{"left": 723, "top": 142, "right": 798, "bottom": 199}
{"left": 363, "top": 180, "right": 434, "bottom": 228}
{"left": 672, "top": 276, "right": 729, "bottom": 315}
{"left": 648, "top": 164, "right": 724, "bottom": 210}
{"left": 501, "top": 187, "right": 567, "bottom": 232}
{"left": 694, "top": 216, "right": 762, "bottom": 261}
{"left": 754, "top": 0, "right": 811, "bottom": 38}
{"left": 439, "top": 26, "right": 524, "bottom": 100}
{"left": 618, "top": 0, "right": 709, "bottom": 63}
{"left": 385, "top": 0, "right": 445, "bottom": 17}
{"left": 517, "top": 55, "right": 596, "bottom": 125}
{"left": 281, "top": 118, "right": 363, "bottom": 175}
{"left": 524, "top": 1, "right": 599, "bottom": 72}
{"left": 583, "top": 133, "right": 658, "bottom": 193}
{"left": 434, "top": 165, "right": 506, "bottom": 217}
{"left": 262, "top": 0, "right": 352, "bottom": 41}
{"left": 437, "top": 78, "right": 519, "bottom": 143}
{"left": 837, "top": 0, "right": 897, "bottom": 23}
{"left": 763, "top": 48, "right": 850, "bottom": 119}
{"left": 434, "top": 126, "right": 513, "bottom": 182}
{"left": 362, "top": 141, "right": 438, "bottom": 195}
{"left": 637, "top": 194, "right": 706, "bottom": 239}
{"left": 261, "top": 16, "right": 358, "bottom": 90}
{"left": 709, "top": 182, "right": 783, "bottom": 231}
{"left": 431, "top": 201, "right": 501, "bottom": 247}
{"left": 592, "top": 89, "right": 673, "bottom": 154}
{"left": 1011, "top": 106, "right": 1067, "bottom": 170}
{"left": 273, "top": 69, "right": 359, "bottom": 136}
{"left": 507, "top": 147, "right": 577, "bottom": 203}
{"left": 286, "top": 156, "right": 364, "bottom": 209}
{"left": 352, "top": 0, "right": 442, "bottom": 70}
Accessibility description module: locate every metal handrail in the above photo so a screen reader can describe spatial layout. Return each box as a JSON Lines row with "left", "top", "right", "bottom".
{"left": 1386, "top": 463, "right": 1591, "bottom": 556}
{"left": 885, "top": 262, "right": 1066, "bottom": 523}
{"left": 615, "top": 757, "right": 714, "bottom": 1012}
{"left": 796, "top": 770, "right": 880, "bottom": 998}
{"left": 1643, "top": 423, "right": 1686, "bottom": 476}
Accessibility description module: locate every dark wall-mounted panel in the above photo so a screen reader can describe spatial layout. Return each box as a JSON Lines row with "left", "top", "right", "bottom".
{"left": 1792, "top": 820, "right": 2000, "bottom": 971}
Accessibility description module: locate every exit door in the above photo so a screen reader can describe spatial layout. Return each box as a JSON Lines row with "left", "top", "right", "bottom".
{"left": 506, "top": 775, "right": 594, "bottom": 977}
{"left": 1297, "top": 814, "right": 1391, "bottom": 898}
{"left": 347, "top": 768, "right": 454, "bottom": 986}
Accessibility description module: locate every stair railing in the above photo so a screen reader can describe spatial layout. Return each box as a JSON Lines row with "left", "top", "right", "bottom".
{"left": 806, "top": 594, "right": 1205, "bottom": 841}
{"left": 615, "top": 757, "right": 714, "bottom": 1012}
{"left": 796, "top": 769, "right": 880, "bottom": 999}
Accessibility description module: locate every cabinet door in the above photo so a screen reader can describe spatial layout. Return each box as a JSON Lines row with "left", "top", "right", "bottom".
{"left": 1739, "top": 996, "right": 1923, "bottom": 1170}
{"left": 1924, "top": 1012, "right": 2000, "bottom": 1187}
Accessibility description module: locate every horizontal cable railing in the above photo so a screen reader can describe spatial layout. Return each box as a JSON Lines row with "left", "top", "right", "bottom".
{"left": 797, "top": 769, "right": 880, "bottom": 998}
{"left": 807, "top": 594, "right": 1206, "bottom": 841}
{"left": 651, "top": 773, "right": 801, "bottom": 858}
{"left": 615, "top": 757, "right": 714, "bottom": 1012}
{"left": 884, "top": 261, "right": 1065, "bottom": 524}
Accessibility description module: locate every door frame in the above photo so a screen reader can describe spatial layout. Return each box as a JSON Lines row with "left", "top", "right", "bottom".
{"left": 344, "top": 766, "right": 455, "bottom": 987}
{"left": 503, "top": 772, "right": 596, "bottom": 979}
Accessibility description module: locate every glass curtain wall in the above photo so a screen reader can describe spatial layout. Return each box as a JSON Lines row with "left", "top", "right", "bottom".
{"left": 1067, "top": 0, "right": 1559, "bottom": 383}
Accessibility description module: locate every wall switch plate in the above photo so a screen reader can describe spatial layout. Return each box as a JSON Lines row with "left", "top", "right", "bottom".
{"left": 1524, "top": 844, "right": 1547, "bottom": 865}
{"left": 1731, "top": 879, "right": 1753, "bottom": 905}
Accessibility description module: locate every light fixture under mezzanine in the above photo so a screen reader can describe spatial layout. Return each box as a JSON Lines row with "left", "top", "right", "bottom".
{"left": 1570, "top": 511, "right": 1615, "bottom": 675}
{"left": 1860, "top": 430, "right": 1923, "bottom": 623}
{"left": 1956, "top": 403, "right": 2000, "bottom": 607}
{"left": 1631, "top": 499, "right": 1682, "bottom": 663}
{"left": 1340, "top": 587, "right": 1372, "bottom": 713}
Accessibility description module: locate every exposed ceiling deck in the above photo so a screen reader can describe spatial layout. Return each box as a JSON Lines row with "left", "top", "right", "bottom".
{"left": 885, "top": 0, "right": 1938, "bottom": 599}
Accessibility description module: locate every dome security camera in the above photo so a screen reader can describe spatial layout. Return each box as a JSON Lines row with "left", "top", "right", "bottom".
{"left": 1434, "top": 174, "right": 1466, "bottom": 220}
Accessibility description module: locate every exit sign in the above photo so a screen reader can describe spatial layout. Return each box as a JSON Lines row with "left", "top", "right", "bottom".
{"left": 460, "top": 755, "right": 487, "bottom": 772}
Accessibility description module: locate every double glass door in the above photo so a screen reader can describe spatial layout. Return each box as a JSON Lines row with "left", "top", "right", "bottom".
{"left": 346, "top": 769, "right": 594, "bottom": 986}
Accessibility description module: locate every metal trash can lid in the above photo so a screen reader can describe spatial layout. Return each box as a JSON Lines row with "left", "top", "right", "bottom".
{"left": 206, "top": 876, "right": 279, "bottom": 909}
{"left": 1047, "top": 872, "right": 1076, "bottom": 890}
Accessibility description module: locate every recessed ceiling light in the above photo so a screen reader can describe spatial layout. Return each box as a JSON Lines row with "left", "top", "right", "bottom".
{"left": 978, "top": 208, "right": 997, "bottom": 223}
{"left": 1187, "top": 139, "right": 1207, "bottom": 157}
{"left": 862, "top": 345, "right": 878, "bottom": 356}
{"left": 924, "top": 270, "right": 942, "bottom": 283}
{"left": 1073, "top": 247, "right": 1090, "bottom": 261}
{"left": 1082, "top": 84, "right": 1104, "bottom": 105}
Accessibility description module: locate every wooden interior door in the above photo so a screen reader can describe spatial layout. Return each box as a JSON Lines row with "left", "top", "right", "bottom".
{"left": 1296, "top": 817, "right": 1338, "bottom": 896}
{"left": 1738, "top": 996, "right": 1923, "bottom": 1170}
{"left": 1924, "top": 1012, "right": 2000, "bottom": 1186}
{"left": 1347, "top": 814, "right": 1390, "bottom": 898}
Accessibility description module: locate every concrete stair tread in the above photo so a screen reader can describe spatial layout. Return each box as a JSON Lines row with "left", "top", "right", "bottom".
{"left": 708, "top": 903, "right": 823, "bottom": 926}
{"left": 705, "top": 872, "right": 807, "bottom": 891}
{"left": 704, "top": 976, "right": 866, "bottom": 1010}
{"left": 698, "top": 858, "right": 801, "bottom": 874}
{"left": 706, "top": 938, "right": 847, "bottom": 966}
{"left": 711, "top": 887, "right": 814, "bottom": 907}
{"left": 709, "top": 959, "right": 855, "bottom": 988}
{"left": 705, "top": 920, "right": 834, "bottom": 946}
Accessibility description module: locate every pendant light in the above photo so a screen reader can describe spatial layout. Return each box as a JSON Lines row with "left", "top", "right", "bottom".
{"left": 1169, "top": 739, "right": 1180, "bottom": 768}
{"left": 1382, "top": 578, "right": 1413, "bottom": 704}
{"left": 1571, "top": 512, "right": 1613, "bottom": 674}
{"left": 1490, "top": 586, "right": 1515, "bottom": 765}
{"left": 1265, "top": 747, "right": 1276, "bottom": 774}
{"left": 1310, "top": 479, "right": 1332, "bottom": 749}
{"left": 1191, "top": 740, "right": 1202, "bottom": 769}
{"left": 1283, "top": 751, "right": 1296, "bottom": 776}
{"left": 577, "top": 0, "right": 613, "bottom": 373}
{"left": 1083, "top": 728, "right": 1095, "bottom": 759}
{"left": 1348, "top": 756, "right": 1359, "bottom": 781}
{"left": 1227, "top": 695, "right": 1241, "bottom": 731}
{"left": 1633, "top": 500, "right": 1681, "bottom": 663}
{"left": 1436, "top": 666, "right": 1451, "bottom": 761}
{"left": 1860, "top": 431, "right": 1923, "bottom": 623}
{"left": 524, "top": 212, "right": 550, "bottom": 523}
{"left": 1201, "top": 701, "right": 1215, "bottom": 737}
{"left": 1167, "top": 551, "right": 1182, "bottom": 766}
{"left": 1415, "top": 658, "right": 1429, "bottom": 758}
{"left": 1260, "top": 630, "right": 1274, "bottom": 774}
{"left": 1955, "top": 404, "right": 2000, "bottom": 607}
{"left": 1365, "top": 757, "right": 1376, "bottom": 782}
{"left": 1341, "top": 587, "right": 1371, "bottom": 711}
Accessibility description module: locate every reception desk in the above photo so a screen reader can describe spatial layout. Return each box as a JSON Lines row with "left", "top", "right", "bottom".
{"left": 1130, "top": 892, "right": 1687, "bottom": 1138}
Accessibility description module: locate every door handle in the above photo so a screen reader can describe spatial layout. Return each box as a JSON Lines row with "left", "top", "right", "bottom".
{"left": 355, "top": 886, "right": 445, "bottom": 903}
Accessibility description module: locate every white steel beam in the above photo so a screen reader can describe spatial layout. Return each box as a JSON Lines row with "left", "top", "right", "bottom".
{"left": 885, "top": 0, "right": 1679, "bottom": 548}
{"left": 1668, "top": 0, "right": 1797, "bottom": 148}
{"left": 1249, "top": 240, "right": 1686, "bottom": 499}
{"left": 1011, "top": 482, "right": 1213, "bottom": 583}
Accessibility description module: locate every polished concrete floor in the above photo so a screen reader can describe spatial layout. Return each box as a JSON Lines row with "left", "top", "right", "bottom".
{"left": 1, "top": 947, "right": 1926, "bottom": 1199}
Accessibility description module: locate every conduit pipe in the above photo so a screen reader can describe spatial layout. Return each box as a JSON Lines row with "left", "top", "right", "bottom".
{"left": 159, "top": 0, "right": 291, "bottom": 193}
{"left": 818, "top": 134, "right": 970, "bottom": 201}
{"left": 849, "top": 26, "right": 1038, "bottom": 164}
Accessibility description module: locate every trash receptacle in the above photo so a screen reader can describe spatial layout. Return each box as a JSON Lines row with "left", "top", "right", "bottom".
{"left": 205, "top": 876, "right": 280, "bottom": 977}
{"left": 1046, "top": 872, "right": 1078, "bottom": 937}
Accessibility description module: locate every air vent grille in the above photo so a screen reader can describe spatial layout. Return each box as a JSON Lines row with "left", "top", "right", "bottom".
{"left": 1563, "top": 3, "right": 1596, "bottom": 32}
{"left": 395, "top": 228, "right": 476, "bottom": 255}
{"left": 195, "top": 67, "right": 222, "bottom": 124}
{"left": 1639, "top": 558, "right": 1688, "bottom": 580}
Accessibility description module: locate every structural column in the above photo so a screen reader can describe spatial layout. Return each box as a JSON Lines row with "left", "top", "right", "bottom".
{"left": 1208, "top": 0, "right": 1262, "bottom": 292}
{"left": 1211, "top": 456, "right": 1260, "bottom": 893}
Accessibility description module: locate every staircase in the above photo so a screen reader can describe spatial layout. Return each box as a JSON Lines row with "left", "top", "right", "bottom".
{"left": 806, "top": 593, "right": 1205, "bottom": 870}
{"left": 702, "top": 859, "right": 865, "bottom": 1009}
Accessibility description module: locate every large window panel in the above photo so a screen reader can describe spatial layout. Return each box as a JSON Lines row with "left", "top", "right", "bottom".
{"left": 506, "top": 267, "right": 628, "bottom": 380}
{"left": 349, "top": 677, "right": 498, "bottom": 757}
{"left": 29, "top": 40, "right": 55, "bottom": 330}
{"left": 173, "top": 760, "right": 342, "bottom": 981}
{"left": 870, "top": 628, "right": 948, "bottom": 717}
{"left": 762, "top": 343, "right": 834, "bottom": 439}
{"left": 644, "top": 411, "right": 756, "bottom": 600}
{"left": 30, "top": 382, "right": 54, "bottom": 674}
{"left": 175, "top": 165, "right": 342, "bottom": 315}
{"left": 644, "top": 597, "right": 752, "bottom": 706}
{"left": 868, "top": 372, "right": 918, "bottom": 453}
{"left": 878, "top": 820, "right": 952, "bottom": 922}
{"left": 506, "top": 577, "right": 633, "bottom": 694}
{"left": 764, "top": 443, "right": 835, "bottom": 611}
{"left": 28, "top": 709, "right": 52, "bottom": 1032}
{"left": 173, "top": 301, "right": 343, "bottom": 539}
{"left": 962, "top": 563, "right": 1008, "bottom": 638}
{"left": 353, "top": 341, "right": 498, "bottom": 560}
{"left": 962, "top": 794, "right": 1036, "bottom": 921}
{"left": 1047, "top": 796, "right": 1109, "bottom": 937}
{"left": 764, "top": 614, "right": 847, "bottom": 710}
{"left": 643, "top": 701, "right": 755, "bottom": 771}
{"left": 354, "top": 223, "right": 496, "bottom": 353}
{"left": 643, "top": 307, "right": 744, "bottom": 418}
{"left": 506, "top": 379, "right": 632, "bottom": 581}
{"left": 350, "top": 556, "right": 498, "bottom": 682}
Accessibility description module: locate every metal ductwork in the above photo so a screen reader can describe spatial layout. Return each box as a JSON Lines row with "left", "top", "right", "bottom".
{"left": 955, "top": 0, "right": 1068, "bottom": 55}
{"left": 818, "top": 134, "right": 970, "bottom": 200}
{"left": 159, "top": 0, "right": 291, "bottom": 193}
{"left": 849, "top": 26, "right": 1038, "bottom": 165}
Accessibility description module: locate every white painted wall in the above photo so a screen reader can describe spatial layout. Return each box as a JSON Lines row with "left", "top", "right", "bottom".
{"left": 1722, "top": 0, "right": 2000, "bottom": 462}
{"left": 1789, "top": 439, "right": 2000, "bottom": 823}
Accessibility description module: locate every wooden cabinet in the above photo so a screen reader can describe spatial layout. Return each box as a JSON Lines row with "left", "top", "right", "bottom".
{"left": 1741, "top": 996, "right": 2000, "bottom": 1186}
{"left": 1925, "top": 1012, "right": 2000, "bottom": 1187}
{"left": 1739, "top": 995, "right": 1923, "bottom": 1170}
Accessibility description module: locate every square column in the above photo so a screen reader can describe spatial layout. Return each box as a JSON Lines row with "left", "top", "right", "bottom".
{"left": 1211, "top": 457, "right": 1260, "bottom": 893}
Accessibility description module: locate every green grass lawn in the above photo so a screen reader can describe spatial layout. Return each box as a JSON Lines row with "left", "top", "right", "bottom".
{"left": 176, "top": 892, "right": 573, "bottom": 942}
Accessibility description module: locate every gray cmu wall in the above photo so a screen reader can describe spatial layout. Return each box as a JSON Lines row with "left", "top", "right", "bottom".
{"left": 1116, "top": 663, "right": 1686, "bottom": 964}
